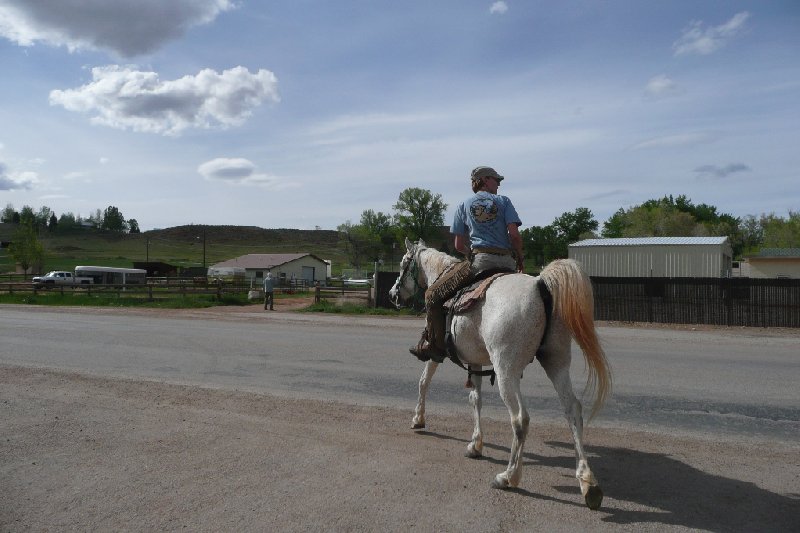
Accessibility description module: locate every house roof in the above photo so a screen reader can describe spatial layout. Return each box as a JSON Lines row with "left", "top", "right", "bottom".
{"left": 211, "top": 253, "right": 328, "bottom": 270}
{"left": 570, "top": 237, "right": 729, "bottom": 247}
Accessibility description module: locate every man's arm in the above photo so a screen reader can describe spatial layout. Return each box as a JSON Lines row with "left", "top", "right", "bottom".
{"left": 507, "top": 223, "right": 524, "bottom": 273}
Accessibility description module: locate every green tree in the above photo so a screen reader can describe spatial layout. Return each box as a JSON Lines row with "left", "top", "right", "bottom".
{"left": 521, "top": 207, "right": 599, "bottom": 268}
{"left": 1, "top": 203, "right": 17, "bottom": 223}
{"left": 738, "top": 215, "right": 763, "bottom": 255}
{"left": 57, "top": 212, "right": 81, "bottom": 231}
{"left": 9, "top": 222, "right": 44, "bottom": 274}
{"left": 48, "top": 212, "right": 58, "bottom": 232}
{"left": 19, "top": 205, "right": 36, "bottom": 226}
{"left": 360, "top": 209, "right": 396, "bottom": 261}
{"left": 87, "top": 209, "right": 102, "bottom": 228}
{"left": 520, "top": 224, "right": 560, "bottom": 269}
{"left": 601, "top": 208, "right": 627, "bottom": 238}
{"left": 127, "top": 218, "right": 141, "bottom": 234}
{"left": 35, "top": 206, "right": 52, "bottom": 231}
{"left": 392, "top": 188, "right": 447, "bottom": 243}
{"left": 101, "top": 205, "right": 127, "bottom": 232}
{"left": 761, "top": 211, "right": 800, "bottom": 248}
{"left": 337, "top": 220, "right": 375, "bottom": 272}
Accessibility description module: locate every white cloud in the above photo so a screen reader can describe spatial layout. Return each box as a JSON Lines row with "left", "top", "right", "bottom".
{"left": 198, "top": 157, "right": 289, "bottom": 188}
{"left": 0, "top": 163, "right": 38, "bottom": 190}
{"left": 99, "top": 157, "right": 110, "bottom": 165}
{"left": 49, "top": 65, "right": 280, "bottom": 136}
{"left": 645, "top": 74, "right": 679, "bottom": 98}
{"left": 673, "top": 12, "right": 750, "bottom": 56}
{"left": 489, "top": 2, "right": 508, "bottom": 15}
{"left": 694, "top": 163, "right": 751, "bottom": 179}
{"left": 0, "top": 0, "right": 235, "bottom": 57}
{"left": 633, "top": 132, "right": 717, "bottom": 150}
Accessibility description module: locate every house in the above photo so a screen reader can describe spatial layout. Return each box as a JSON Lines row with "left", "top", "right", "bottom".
{"left": 209, "top": 253, "right": 329, "bottom": 285}
{"left": 568, "top": 237, "right": 733, "bottom": 278}
{"left": 740, "top": 248, "right": 800, "bottom": 279}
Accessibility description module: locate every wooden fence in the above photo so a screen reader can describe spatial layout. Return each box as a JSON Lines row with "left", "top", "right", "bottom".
{"left": 0, "top": 278, "right": 372, "bottom": 305}
{"left": 591, "top": 277, "right": 800, "bottom": 328}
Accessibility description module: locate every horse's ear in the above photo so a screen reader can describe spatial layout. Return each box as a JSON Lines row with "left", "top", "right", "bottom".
{"left": 418, "top": 239, "right": 427, "bottom": 248}
{"left": 405, "top": 237, "right": 413, "bottom": 251}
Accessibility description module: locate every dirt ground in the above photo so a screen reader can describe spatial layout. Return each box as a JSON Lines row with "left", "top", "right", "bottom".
{"left": 1, "top": 304, "right": 798, "bottom": 532}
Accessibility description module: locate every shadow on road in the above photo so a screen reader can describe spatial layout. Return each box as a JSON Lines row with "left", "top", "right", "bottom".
{"left": 415, "top": 430, "right": 797, "bottom": 531}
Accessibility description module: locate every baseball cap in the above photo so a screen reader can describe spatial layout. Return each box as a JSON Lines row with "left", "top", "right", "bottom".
{"left": 471, "top": 166, "right": 504, "bottom": 182}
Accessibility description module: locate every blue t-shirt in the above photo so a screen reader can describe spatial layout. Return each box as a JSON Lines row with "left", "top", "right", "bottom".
{"left": 451, "top": 191, "right": 521, "bottom": 250}
{"left": 263, "top": 276, "right": 275, "bottom": 292}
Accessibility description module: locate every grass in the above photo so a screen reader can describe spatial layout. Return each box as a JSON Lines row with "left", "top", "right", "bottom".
{"left": 0, "top": 292, "right": 251, "bottom": 309}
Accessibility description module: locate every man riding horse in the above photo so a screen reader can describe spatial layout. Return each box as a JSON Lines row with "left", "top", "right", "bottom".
{"left": 410, "top": 166, "right": 525, "bottom": 362}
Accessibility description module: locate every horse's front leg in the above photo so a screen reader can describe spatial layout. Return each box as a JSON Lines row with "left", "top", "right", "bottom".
{"left": 491, "top": 372, "right": 529, "bottom": 489}
{"left": 412, "top": 360, "right": 439, "bottom": 429}
{"left": 544, "top": 360, "right": 603, "bottom": 510}
{"left": 465, "top": 366, "right": 483, "bottom": 458}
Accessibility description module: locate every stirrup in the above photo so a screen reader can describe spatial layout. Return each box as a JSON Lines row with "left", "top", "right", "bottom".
{"left": 409, "top": 343, "right": 446, "bottom": 364}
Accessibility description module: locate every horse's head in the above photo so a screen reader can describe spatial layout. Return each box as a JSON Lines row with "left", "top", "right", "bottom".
{"left": 389, "top": 238, "right": 426, "bottom": 308}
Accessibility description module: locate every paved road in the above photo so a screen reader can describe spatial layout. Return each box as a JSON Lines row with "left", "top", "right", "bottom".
{"left": 1, "top": 305, "right": 798, "bottom": 444}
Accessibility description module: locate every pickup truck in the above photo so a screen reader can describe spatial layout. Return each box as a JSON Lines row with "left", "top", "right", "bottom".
{"left": 32, "top": 271, "right": 93, "bottom": 287}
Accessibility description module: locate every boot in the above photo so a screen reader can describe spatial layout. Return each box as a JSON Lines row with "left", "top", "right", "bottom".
{"left": 409, "top": 329, "right": 447, "bottom": 363}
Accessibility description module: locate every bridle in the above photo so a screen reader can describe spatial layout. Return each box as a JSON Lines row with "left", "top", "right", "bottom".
{"left": 395, "top": 246, "right": 425, "bottom": 309}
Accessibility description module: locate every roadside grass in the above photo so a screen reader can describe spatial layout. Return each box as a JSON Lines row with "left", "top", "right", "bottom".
{"left": 0, "top": 292, "right": 250, "bottom": 309}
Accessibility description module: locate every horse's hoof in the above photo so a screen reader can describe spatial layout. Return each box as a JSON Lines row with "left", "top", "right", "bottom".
{"left": 411, "top": 422, "right": 425, "bottom": 430}
{"left": 491, "top": 475, "right": 510, "bottom": 490}
{"left": 465, "top": 446, "right": 482, "bottom": 459}
{"left": 584, "top": 485, "right": 603, "bottom": 510}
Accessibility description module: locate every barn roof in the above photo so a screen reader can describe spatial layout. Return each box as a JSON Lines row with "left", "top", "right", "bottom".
{"left": 570, "top": 237, "right": 729, "bottom": 247}
{"left": 211, "top": 253, "right": 328, "bottom": 269}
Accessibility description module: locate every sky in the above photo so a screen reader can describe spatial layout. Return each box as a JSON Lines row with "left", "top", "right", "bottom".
{"left": 1, "top": 1, "right": 798, "bottom": 232}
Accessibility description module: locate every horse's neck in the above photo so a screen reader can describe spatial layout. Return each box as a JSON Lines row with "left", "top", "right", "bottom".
{"left": 419, "top": 248, "right": 459, "bottom": 287}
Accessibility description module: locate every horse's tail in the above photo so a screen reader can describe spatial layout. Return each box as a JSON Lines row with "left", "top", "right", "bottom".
{"left": 539, "top": 259, "right": 612, "bottom": 420}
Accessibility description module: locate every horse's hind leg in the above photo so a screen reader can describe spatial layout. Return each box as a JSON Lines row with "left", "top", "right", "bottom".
{"left": 540, "top": 343, "right": 603, "bottom": 510}
{"left": 491, "top": 373, "right": 529, "bottom": 489}
{"left": 465, "top": 365, "right": 483, "bottom": 458}
{"left": 412, "top": 360, "right": 439, "bottom": 429}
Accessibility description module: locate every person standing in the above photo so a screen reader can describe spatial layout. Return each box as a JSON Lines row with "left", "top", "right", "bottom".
{"left": 263, "top": 271, "right": 275, "bottom": 310}
{"left": 409, "top": 166, "right": 523, "bottom": 362}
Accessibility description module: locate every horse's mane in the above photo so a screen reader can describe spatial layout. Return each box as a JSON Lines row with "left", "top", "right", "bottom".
{"left": 418, "top": 245, "right": 460, "bottom": 278}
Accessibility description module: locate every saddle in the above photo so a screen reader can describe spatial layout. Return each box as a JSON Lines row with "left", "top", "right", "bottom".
{"left": 443, "top": 271, "right": 511, "bottom": 315}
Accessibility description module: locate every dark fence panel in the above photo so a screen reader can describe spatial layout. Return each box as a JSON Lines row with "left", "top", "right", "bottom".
{"left": 375, "top": 271, "right": 400, "bottom": 309}
{"left": 591, "top": 277, "right": 800, "bottom": 328}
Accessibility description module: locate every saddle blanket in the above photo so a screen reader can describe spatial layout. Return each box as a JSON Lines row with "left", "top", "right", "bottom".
{"left": 443, "top": 272, "right": 510, "bottom": 314}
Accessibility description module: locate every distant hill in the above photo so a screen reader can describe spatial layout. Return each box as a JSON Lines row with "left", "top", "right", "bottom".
{"left": 148, "top": 225, "right": 340, "bottom": 247}
{"left": 0, "top": 224, "right": 349, "bottom": 275}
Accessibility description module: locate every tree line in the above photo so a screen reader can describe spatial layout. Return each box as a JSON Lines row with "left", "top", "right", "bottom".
{"left": 338, "top": 190, "right": 800, "bottom": 272}
{"left": 2, "top": 203, "right": 140, "bottom": 274}
{"left": 1, "top": 203, "right": 140, "bottom": 234}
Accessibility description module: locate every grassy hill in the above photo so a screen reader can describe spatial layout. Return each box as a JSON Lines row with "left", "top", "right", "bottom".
{"left": 0, "top": 224, "right": 350, "bottom": 275}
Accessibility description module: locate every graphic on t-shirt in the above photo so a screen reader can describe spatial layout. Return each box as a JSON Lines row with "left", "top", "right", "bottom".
{"left": 470, "top": 198, "right": 498, "bottom": 223}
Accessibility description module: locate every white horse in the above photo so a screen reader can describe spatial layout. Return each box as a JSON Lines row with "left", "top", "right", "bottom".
{"left": 389, "top": 239, "right": 612, "bottom": 510}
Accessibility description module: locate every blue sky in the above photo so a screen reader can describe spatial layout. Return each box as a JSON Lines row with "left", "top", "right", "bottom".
{"left": 1, "top": 1, "right": 798, "bottom": 231}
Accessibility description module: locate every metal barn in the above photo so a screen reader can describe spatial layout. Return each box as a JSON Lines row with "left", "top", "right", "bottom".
{"left": 568, "top": 237, "right": 733, "bottom": 278}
